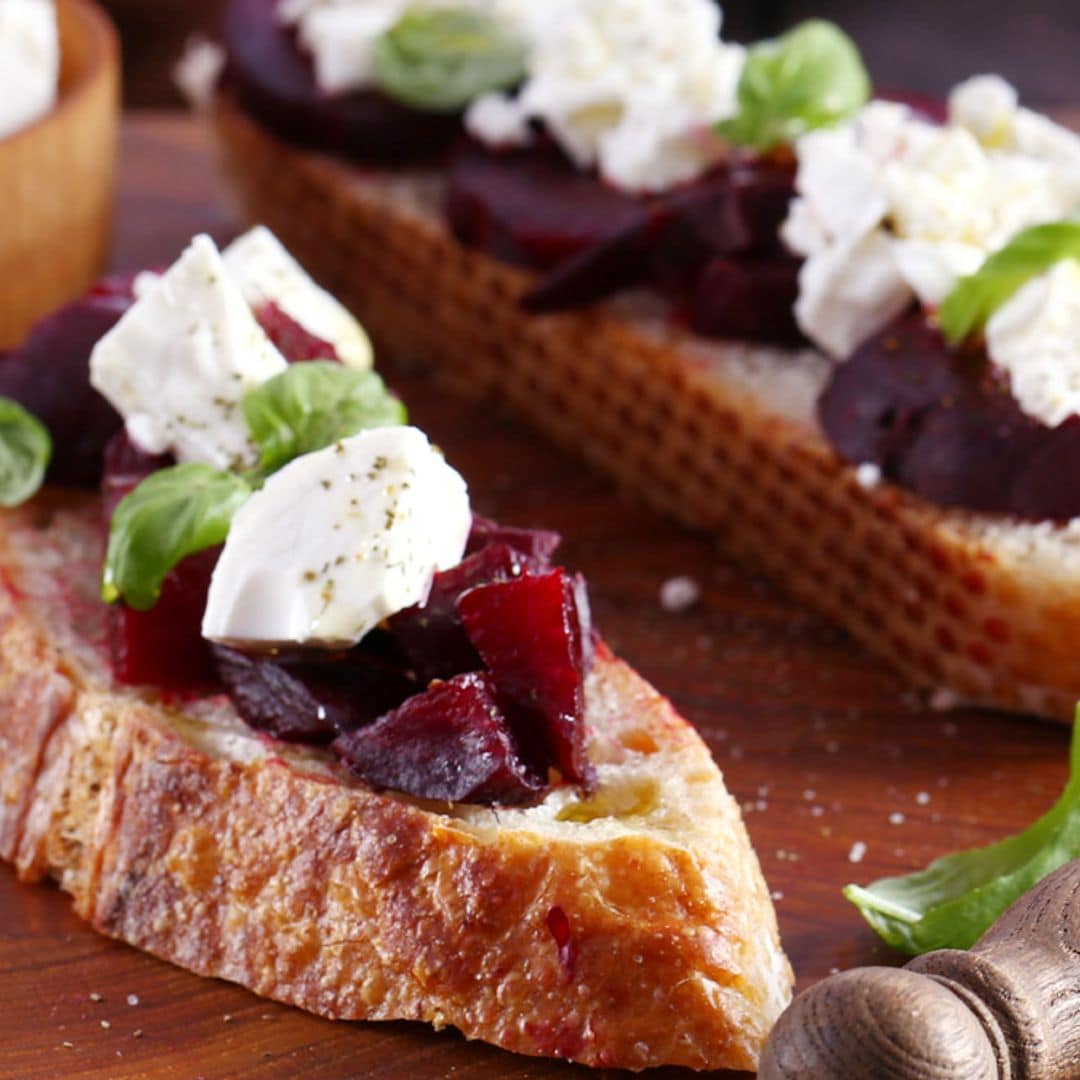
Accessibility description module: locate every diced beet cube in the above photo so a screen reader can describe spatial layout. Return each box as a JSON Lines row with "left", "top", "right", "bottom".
{"left": 101, "top": 430, "right": 172, "bottom": 519}
{"left": 388, "top": 542, "right": 543, "bottom": 683}
{"left": 687, "top": 255, "right": 803, "bottom": 346}
{"left": 332, "top": 672, "right": 545, "bottom": 805}
{"left": 253, "top": 300, "right": 339, "bottom": 363}
{"left": 466, "top": 515, "right": 561, "bottom": 565}
{"left": 212, "top": 638, "right": 418, "bottom": 743}
{"left": 458, "top": 569, "right": 592, "bottom": 784}
{"left": 109, "top": 546, "right": 222, "bottom": 692}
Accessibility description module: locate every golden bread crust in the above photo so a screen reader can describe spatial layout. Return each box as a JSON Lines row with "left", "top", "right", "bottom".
{"left": 0, "top": 500, "right": 790, "bottom": 1072}
{"left": 207, "top": 98, "right": 1080, "bottom": 723}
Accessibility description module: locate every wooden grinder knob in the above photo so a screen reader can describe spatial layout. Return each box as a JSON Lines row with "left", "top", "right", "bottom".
{"left": 759, "top": 860, "right": 1080, "bottom": 1079}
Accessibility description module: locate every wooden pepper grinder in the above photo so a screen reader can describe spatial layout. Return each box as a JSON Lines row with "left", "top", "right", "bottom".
{"left": 759, "top": 860, "right": 1080, "bottom": 1078}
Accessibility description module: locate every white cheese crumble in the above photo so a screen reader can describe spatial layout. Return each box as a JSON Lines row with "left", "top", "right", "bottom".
{"left": 281, "top": 0, "right": 744, "bottom": 193}
{"left": 89, "top": 234, "right": 288, "bottom": 470}
{"left": 466, "top": 0, "right": 745, "bottom": 193}
{"left": 985, "top": 259, "right": 1080, "bottom": 427}
{"left": 202, "top": 426, "right": 471, "bottom": 647}
{"left": 784, "top": 76, "right": 1080, "bottom": 360}
{"left": 223, "top": 226, "right": 374, "bottom": 370}
{"left": 0, "top": 0, "right": 58, "bottom": 140}
{"left": 130, "top": 227, "right": 371, "bottom": 371}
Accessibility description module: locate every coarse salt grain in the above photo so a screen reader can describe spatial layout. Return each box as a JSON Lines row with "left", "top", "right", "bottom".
{"left": 889, "top": 811, "right": 906, "bottom": 825}
{"left": 659, "top": 575, "right": 701, "bottom": 612}
{"left": 127, "top": 994, "right": 140, "bottom": 1007}
{"left": 915, "top": 791, "right": 931, "bottom": 805}
{"left": 848, "top": 841, "right": 867, "bottom": 863}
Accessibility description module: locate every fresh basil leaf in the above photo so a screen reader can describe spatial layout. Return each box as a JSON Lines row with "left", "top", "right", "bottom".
{"left": 845, "top": 712, "right": 1080, "bottom": 955}
{"left": 102, "top": 464, "right": 252, "bottom": 611}
{"left": 0, "top": 397, "right": 51, "bottom": 508}
{"left": 939, "top": 221, "right": 1080, "bottom": 345}
{"left": 243, "top": 361, "right": 407, "bottom": 475}
{"left": 374, "top": 8, "right": 526, "bottom": 113}
{"left": 716, "top": 19, "right": 870, "bottom": 153}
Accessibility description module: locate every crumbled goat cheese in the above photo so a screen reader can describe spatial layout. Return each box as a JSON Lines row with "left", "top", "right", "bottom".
{"left": 784, "top": 76, "right": 1080, "bottom": 362}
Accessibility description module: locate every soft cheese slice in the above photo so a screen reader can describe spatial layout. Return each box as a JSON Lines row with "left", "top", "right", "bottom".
{"left": 0, "top": 0, "right": 59, "bottom": 140}
{"left": 89, "top": 235, "right": 288, "bottom": 470}
{"left": 223, "top": 226, "right": 374, "bottom": 370}
{"left": 203, "top": 426, "right": 471, "bottom": 647}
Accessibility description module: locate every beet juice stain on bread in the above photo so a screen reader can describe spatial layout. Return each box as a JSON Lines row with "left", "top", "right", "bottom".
{"left": 0, "top": 228, "right": 792, "bottom": 1072}
{"left": 195, "top": 0, "right": 1080, "bottom": 722}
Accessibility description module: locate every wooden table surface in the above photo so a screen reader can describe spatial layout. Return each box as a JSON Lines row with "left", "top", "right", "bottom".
{"left": 0, "top": 114, "right": 1073, "bottom": 1080}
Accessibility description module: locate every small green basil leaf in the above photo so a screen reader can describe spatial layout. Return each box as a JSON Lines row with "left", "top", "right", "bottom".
{"left": 845, "top": 710, "right": 1080, "bottom": 955}
{"left": 102, "top": 464, "right": 252, "bottom": 611}
{"left": 374, "top": 8, "right": 526, "bottom": 113}
{"left": 939, "top": 221, "right": 1080, "bottom": 345}
{"left": 243, "top": 361, "right": 407, "bottom": 476}
{"left": 716, "top": 19, "right": 870, "bottom": 153}
{"left": 0, "top": 397, "right": 51, "bottom": 508}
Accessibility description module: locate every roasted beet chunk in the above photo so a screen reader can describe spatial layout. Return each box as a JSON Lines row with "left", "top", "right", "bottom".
{"left": 523, "top": 158, "right": 797, "bottom": 315}
{"left": 389, "top": 542, "right": 544, "bottom": 683}
{"left": 223, "top": 0, "right": 461, "bottom": 165}
{"left": 466, "top": 514, "right": 561, "bottom": 564}
{"left": 254, "top": 300, "right": 339, "bottom": 363}
{"left": 332, "top": 672, "right": 545, "bottom": 805}
{"left": 101, "top": 431, "right": 172, "bottom": 519}
{"left": 687, "top": 255, "right": 803, "bottom": 345}
{"left": 446, "top": 139, "right": 644, "bottom": 271}
{"left": 212, "top": 637, "right": 418, "bottom": 743}
{"left": 0, "top": 288, "right": 131, "bottom": 487}
{"left": 459, "top": 569, "right": 592, "bottom": 784}
{"left": 817, "top": 311, "right": 1080, "bottom": 520}
{"left": 109, "top": 547, "right": 222, "bottom": 692}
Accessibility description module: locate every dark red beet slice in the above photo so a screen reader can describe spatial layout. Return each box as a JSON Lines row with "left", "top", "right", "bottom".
{"left": 109, "top": 546, "right": 222, "bottom": 692}
{"left": 253, "top": 300, "right": 339, "bottom": 363}
{"left": 819, "top": 311, "right": 1080, "bottom": 520}
{"left": 686, "top": 255, "right": 803, "bottom": 345}
{"left": 0, "top": 286, "right": 132, "bottom": 487}
{"left": 101, "top": 430, "right": 172, "bottom": 519}
{"left": 458, "top": 569, "right": 591, "bottom": 784}
{"left": 223, "top": 0, "right": 461, "bottom": 166}
{"left": 524, "top": 157, "right": 797, "bottom": 313}
{"left": 332, "top": 671, "right": 545, "bottom": 805}
{"left": 466, "top": 514, "right": 561, "bottom": 564}
{"left": 212, "top": 636, "right": 418, "bottom": 743}
{"left": 446, "top": 139, "right": 644, "bottom": 270}
{"left": 389, "top": 542, "right": 544, "bottom": 683}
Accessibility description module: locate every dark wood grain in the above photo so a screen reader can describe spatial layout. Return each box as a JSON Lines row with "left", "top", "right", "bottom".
{"left": 0, "top": 114, "right": 1073, "bottom": 1079}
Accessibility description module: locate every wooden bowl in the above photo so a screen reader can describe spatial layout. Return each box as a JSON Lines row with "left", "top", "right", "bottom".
{"left": 0, "top": 0, "right": 119, "bottom": 350}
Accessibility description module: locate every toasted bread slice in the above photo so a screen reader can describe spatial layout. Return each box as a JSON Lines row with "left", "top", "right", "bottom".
{"left": 0, "top": 494, "right": 791, "bottom": 1072}
{"left": 205, "top": 98, "right": 1080, "bottom": 724}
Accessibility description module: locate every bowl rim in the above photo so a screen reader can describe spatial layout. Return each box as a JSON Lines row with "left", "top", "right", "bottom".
{"left": 0, "top": 0, "right": 119, "bottom": 150}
